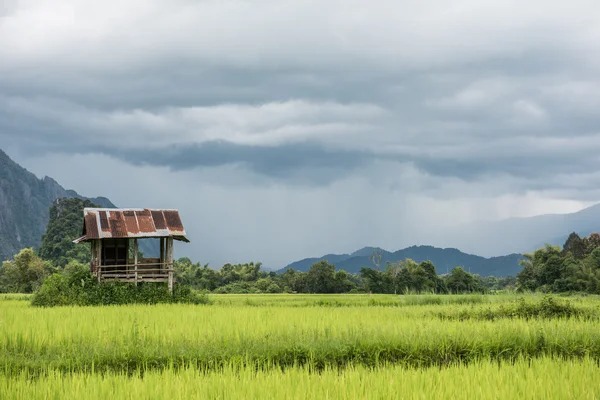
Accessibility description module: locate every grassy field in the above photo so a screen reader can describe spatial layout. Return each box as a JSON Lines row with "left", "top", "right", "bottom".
{"left": 2, "top": 293, "right": 600, "bottom": 398}
{"left": 3, "top": 357, "right": 599, "bottom": 399}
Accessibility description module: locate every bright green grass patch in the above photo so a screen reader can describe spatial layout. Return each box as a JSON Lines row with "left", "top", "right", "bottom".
{"left": 435, "top": 295, "right": 600, "bottom": 321}
{"left": 3, "top": 296, "right": 600, "bottom": 375}
{"left": 209, "top": 293, "right": 525, "bottom": 307}
{"left": 0, "top": 294, "right": 33, "bottom": 301}
{"left": 2, "top": 357, "right": 599, "bottom": 399}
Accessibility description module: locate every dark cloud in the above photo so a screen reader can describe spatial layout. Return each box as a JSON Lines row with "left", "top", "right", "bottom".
{"left": 120, "top": 140, "right": 373, "bottom": 184}
{"left": 2, "top": 0, "right": 600, "bottom": 266}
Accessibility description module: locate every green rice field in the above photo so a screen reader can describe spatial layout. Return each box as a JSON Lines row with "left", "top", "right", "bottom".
{"left": 2, "top": 293, "right": 600, "bottom": 399}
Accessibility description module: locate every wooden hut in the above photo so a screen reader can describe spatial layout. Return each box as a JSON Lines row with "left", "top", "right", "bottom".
{"left": 73, "top": 208, "right": 189, "bottom": 292}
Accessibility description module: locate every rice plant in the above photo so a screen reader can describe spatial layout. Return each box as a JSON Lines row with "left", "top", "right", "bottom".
{"left": 2, "top": 293, "right": 600, "bottom": 398}
{"left": 2, "top": 357, "right": 599, "bottom": 399}
{"left": 2, "top": 294, "right": 600, "bottom": 375}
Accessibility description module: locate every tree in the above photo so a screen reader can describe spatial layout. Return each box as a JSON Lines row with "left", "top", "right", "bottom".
{"left": 360, "top": 267, "right": 393, "bottom": 294}
{"left": 0, "top": 248, "right": 50, "bottom": 293}
{"left": 385, "top": 261, "right": 402, "bottom": 294}
{"left": 445, "top": 267, "right": 483, "bottom": 293}
{"left": 333, "top": 270, "right": 356, "bottom": 293}
{"left": 38, "top": 198, "right": 99, "bottom": 267}
{"left": 419, "top": 260, "right": 446, "bottom": 293}
{"left": 370, "top": 249, "right": 383, "bottom": 271}
{"left": 403, "top": 259, "right": 433, "bottom": 293}
{"left": 516, "top": 253, "right": 538, "bottom": 292}
{"left": 255, "top": 278, "right": 273, "bottom": 292}
{"left": 562, "top": 232, "right": 586, "bottom": 260}
{"left": 586, "top": 233, "right": 600, "bottom": 255}
{"left": 173, "top": 257, "right": 198, "bottom": 286}
{"left": 536, "top": 245, "right": 564, "bottom": 287}
{"left": 307, "top": 260, "right": 337, "bottom": 293}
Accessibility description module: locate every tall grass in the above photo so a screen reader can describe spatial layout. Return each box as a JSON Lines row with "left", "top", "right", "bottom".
{"left": 2, "top": 357, "right": 598, "bottom": 399}
{"left": 0, "top": 294, "right": 33, "bottom": 301}
{"left": 209, "top": 293, "right": 528, "bottom": 307}
{"left": 2, "top": 296, "right": 600, "bottom": 375}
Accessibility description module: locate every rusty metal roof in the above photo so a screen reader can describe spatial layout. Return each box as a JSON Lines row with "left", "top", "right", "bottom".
{"left": 73, "top": 208, "right": 190, "bottom": 243}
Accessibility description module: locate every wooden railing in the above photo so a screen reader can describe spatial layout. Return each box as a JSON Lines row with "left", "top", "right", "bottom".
{"left": 97, "top": 263, "right": 174, "bottom": 283}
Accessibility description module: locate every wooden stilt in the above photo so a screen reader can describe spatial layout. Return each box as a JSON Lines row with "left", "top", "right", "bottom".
{"left": 96, "top": 240, "right": 102, "bottom": 282}
{"left": 160, "top": 238, "right": 165, "bottom": 271}
{"left": 134, "top": 238, "right": 138, "bottom": 286}
{"left": 167, "top": 237, "right": 174, "bottom": 293}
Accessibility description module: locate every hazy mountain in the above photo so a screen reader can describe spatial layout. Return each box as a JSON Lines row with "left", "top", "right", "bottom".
{"left": 284, "top": 253, "right": 351, "bottom": 271}
{"left": 277, "top": 202, "right": 600, "bottom": 277}
{"left": 278, "top": 202, "right": 600, "bottom": 277}
{"left": 278, "top": 245, "right": 524, "bottom": 277}
{"left": 0, "top": 149, "right": 117, "bottom": 262}
{"left": 439, "top": 204, "right": 600, "bottom": 257}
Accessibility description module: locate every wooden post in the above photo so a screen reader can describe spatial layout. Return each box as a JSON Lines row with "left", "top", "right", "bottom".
{"left": 160, "top": 238, "right": 165, "bottom": 271}
{"left": 90, "top": 240, "right": 96, "bottom": 274}
{"left": 96, "top": 240, "right": 102, "bottom": 282}
{"left": 134, "top": 238, "right": 138, "bottom": 285}
{"left": 166, "top": 237, "right": 174, "bottom": 293}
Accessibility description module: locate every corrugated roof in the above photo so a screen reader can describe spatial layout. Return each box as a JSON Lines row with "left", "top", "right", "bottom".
{"left": 73, "top": 208, "right": 190, "bottom": 243}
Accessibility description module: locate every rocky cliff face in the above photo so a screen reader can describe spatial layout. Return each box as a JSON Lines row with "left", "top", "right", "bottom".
{"left": 0, "top": 149, "right": 115, "bottom": 261}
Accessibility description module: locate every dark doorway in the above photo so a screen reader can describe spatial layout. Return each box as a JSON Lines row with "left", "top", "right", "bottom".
{"left": 102, "top": 239, "right": 128, "bottom": 273}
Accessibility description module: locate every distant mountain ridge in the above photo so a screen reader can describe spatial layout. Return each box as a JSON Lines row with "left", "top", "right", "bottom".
{"left": 278, "top": 245, "right": 525, "bottom": 277}
{"left": 0, "top": 149, "right": 117, "bottom": 262}
{"left": 439, "top": 203, "right": 600, "bottom": 257}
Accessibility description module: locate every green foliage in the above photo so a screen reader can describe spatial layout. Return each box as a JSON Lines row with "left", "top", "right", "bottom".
{"left": 38, "top": 197, "right": 99, "bottom": 267}
{"left": 26, "top": 225, "right": 600, "bottom": 298}
{"left": 174, "top": 259, "right": 290, "bottom": 294}
{"left": 0, "top": 247, "right": 51, "bottom": 293}
{"left": 172, "top": 256, "right": 482, "bottom": 296}
{"left": 279, "top": 245, "right": 524, "bottom": 277}
{"left": 508, "top": 296, "right": 587, "bottom": 319}
{"left": 31, "top": 262, "right": 210, "bottom": 307}
{"left": 307, "top": 260, "right": 337, "bottom": 293}
{"left": 516, "top": 233, "right": 600, "bottom": 294}
{"left": 444, "top": 266, "right": 485, "bottom": 294}
{"left": 213, "top": 281, "right": 262, "bottom": 294}
{"left": 360, "top": 258, "right": 447, "bottom": 294}
{"left": 478, "top": 275, "right": 517, "bottom": 291}
{"left": 437, "top": 295, "right": 590, "bottom": 321}
{"left": 563, "top": 232, "right": 587, "bottom": 259}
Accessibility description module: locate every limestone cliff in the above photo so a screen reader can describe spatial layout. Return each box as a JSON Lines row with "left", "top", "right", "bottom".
{"left": 0, "top": 149, "right": 115, "bottom": 261}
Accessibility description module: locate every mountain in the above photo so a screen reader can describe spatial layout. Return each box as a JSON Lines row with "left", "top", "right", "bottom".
{"left": 277, "top": 245, "right": 524, "bottom": 277}
{"left": 278, "top": 201, "right": 600, "bottom": 277}
{"left": 0, "top": 149, "right": 117, "bottom": 262}
{"left": 438, "top": 204, "right": 600, "bottom": 258}
{"left": 284, "top": 253, "right": 353, "bottom": 271}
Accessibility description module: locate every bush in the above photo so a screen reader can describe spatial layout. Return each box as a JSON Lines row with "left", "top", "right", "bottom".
{"left": 0, "top": 248, "right": 50, "bottom": 293}
{"left": 213, "top": 281, "right": 261, "bottom": 294}
{"left": 505, "top": 295, "right": 585, "bottom": 319}
{"left": 31, "top": 263, "right": 211, "bottom": 307}
{"left": 30, "top": 274, "right": 71, "bottom": 307}
{"left": 435, "top": 295, "right": 591, "bottom": 321}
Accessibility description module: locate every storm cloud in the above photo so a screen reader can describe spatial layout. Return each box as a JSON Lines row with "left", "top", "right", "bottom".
{"left": 1, "top": 0, "right": 600, "bottom": 267}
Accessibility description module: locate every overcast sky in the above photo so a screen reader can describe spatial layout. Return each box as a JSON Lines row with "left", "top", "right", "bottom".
{"left": 2, "top": 0, "right": 600, "bottom": 269}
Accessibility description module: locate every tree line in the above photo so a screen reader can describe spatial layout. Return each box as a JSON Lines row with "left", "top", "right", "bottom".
{"left": 0, "top": 248, "right": 514, "bottom": 294}
{"left": 1, "top": 198, "right": 599, "bottom": 295}
{"left": 171, "top": 256, "right": 509, "bottom": 294}
{"left": 516, "top": 232, "right": 600, "bottom": 293}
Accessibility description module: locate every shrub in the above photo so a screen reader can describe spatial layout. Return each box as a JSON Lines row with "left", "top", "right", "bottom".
{"left": 31, "top": 263, "right": 211, "bottom": 307}
{"left": 30, "top": 274, "right": 71, "bottom": 307}
{"left": 506, "top": 295, "right": 585, "bottom": 319}
{"left": 435, "top": 295, "right": 591, "bottom": 321}
{"left": 213, "top": 281, "right": 261, "bottom": 294}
